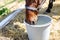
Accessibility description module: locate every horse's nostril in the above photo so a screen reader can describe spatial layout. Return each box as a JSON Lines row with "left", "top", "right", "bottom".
{"left": 31, "top": 21, "right": 36, "bottom": 25}
{"left": 32, "top": 21, "right": 35, "bottom": 24}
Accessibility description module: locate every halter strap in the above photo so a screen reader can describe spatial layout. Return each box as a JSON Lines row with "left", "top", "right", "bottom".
{"left": 26, "top": 6, "right": 38, "bottom": 11}
{"left": 26, "top": 0, "right": 46, "bottom": 11}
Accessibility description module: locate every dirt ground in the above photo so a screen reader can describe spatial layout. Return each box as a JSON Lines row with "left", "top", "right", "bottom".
{"left": 0, "top": 0, "right": 60, "bottom": 40}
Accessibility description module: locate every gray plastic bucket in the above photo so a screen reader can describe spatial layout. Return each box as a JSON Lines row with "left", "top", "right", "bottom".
{"left": 24, "top": 14, "right": 52, "bottom": 40}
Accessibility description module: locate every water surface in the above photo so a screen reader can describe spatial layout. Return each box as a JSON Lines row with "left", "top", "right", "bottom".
{"left": 36, "top": 16, "right": 51, "bottom": 25}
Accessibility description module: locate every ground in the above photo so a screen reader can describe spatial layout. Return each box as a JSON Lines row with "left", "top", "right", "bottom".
{"left": 0, "top": 0, "right": 60, "bottom": 40}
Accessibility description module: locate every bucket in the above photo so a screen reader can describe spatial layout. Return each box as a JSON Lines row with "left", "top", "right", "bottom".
{"left": 24, "top": 14, "right": 52, "bottom": 40}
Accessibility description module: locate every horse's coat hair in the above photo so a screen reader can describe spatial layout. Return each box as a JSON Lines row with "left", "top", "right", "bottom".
{"left": 25, "top": 0, "right": 40, "bottom": 25}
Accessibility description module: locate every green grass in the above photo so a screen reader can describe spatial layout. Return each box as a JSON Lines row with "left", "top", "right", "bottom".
{"left": 0, "top": 7, "right": 11, "bottom": 15}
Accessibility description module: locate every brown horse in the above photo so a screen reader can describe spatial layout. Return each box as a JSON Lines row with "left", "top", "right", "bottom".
{"left": 25, "top": 0, "right": 41, "bottom": 25}
{"left": 25, "top": 0, "right": 55, "bottom": 25}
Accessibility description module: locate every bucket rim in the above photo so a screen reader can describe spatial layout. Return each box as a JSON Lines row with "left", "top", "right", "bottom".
{"left": 24, "top": 14, "right": 52, "bottom": 27}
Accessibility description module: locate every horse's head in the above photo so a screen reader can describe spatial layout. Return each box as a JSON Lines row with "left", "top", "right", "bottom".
{"left": 26, "top": 9, "right": 38, "bottom": 25}
{"left": 25, "top": 0, "right": 40, "bottom": 25}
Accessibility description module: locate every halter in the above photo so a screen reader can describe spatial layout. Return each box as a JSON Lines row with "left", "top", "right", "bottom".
{"left": 26, "top": 0, "right": 46, "bottom": 11}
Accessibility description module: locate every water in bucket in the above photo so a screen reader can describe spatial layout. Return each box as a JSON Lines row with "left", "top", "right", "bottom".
{"left": 36, "top": 16, "right": 51, "bottom": 25}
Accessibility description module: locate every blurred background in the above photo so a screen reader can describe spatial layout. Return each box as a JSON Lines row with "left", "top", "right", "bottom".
{"left": 0, "top": 0, "right": 60, "bottom": 40}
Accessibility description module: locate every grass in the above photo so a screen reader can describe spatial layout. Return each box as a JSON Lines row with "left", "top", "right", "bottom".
{"left": 0, "top": 0, "right": 24, "bottom": 22}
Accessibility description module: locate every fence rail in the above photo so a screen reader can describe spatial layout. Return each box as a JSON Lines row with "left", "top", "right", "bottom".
{"left": 0, "top": 1, "right": 25, "bottom": 29}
